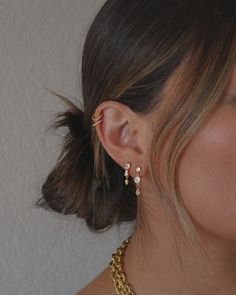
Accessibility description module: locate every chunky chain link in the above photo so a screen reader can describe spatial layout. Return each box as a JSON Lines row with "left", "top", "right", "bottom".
{"left": 108, "top": 235, "right": 136, "bottom": 295}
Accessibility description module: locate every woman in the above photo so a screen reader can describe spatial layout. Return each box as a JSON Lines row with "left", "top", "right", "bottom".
{"left": 35, "top": 0, "right": 236, "bottom": 294}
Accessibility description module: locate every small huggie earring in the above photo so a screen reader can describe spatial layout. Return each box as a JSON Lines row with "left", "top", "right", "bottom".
{"left": 134, "top": 166, "right": 141, "bottom": 196}
{"left": 124, "top": 162, "right": 131, "bottom": 186}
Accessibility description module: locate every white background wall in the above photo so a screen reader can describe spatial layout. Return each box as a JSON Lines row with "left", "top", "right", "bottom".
{"left": 0, "top": 1, "right": 134, "bottom": 294}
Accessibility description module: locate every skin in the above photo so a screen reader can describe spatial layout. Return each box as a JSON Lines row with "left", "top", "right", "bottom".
{"left": 77, "top": 66, "right": 236, "bottom": 295}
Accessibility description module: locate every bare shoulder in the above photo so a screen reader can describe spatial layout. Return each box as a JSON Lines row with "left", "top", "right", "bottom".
{"left": 74, "top": 265, "right": 116, "bottom": 295}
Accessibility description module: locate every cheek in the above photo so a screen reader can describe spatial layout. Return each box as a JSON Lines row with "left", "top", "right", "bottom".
{"left": 177, "top": 107, "right": 236, "bottom": 241}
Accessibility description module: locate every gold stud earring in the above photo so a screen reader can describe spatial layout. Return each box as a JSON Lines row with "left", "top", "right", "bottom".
{"left": 124, "top": 162, "right": 131, "bottom": 186}
{"left": 134, "top": 166, "right": 141, "bottom": 196}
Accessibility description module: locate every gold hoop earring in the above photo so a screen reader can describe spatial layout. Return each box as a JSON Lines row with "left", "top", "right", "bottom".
{"left": 134, "top": 166, "right": 141, "bottom": 196}
{"left": 124, "top": 162, "right": 131, "bottom": 186}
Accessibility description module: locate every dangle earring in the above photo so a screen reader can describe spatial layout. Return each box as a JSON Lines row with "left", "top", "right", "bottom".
{"left": 124, "top": 162, "right": 131, "bottom": 186}
{"left": 134, "top": 166, "right": 142, "bottom": 196}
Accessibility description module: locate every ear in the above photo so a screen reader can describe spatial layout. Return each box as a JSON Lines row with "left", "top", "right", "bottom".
{"left": 92, "top": 100, "right": 151, "bottom": 178}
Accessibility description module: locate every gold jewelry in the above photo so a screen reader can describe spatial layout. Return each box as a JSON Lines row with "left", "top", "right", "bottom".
{"left": 134, "top": 166, "right": 141, "bottom": 196}
{"left": 124, "top": 162, "right": 131, "bottom": 186}
{"left": 109, "top": 235, "right": 135, "bottom": 295}
{"left": 92, "top": 112, "right": 103, "bottom": 127}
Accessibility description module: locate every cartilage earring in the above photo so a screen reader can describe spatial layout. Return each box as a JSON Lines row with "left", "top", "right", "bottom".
{"left": 124, "top": 162, "right": 131, "bottom": 186}
{"left": 134, "top": 166, "right": 141, "bottom": 196}
{"left": 92, "top": 112, "right": 103, "bottom": 127}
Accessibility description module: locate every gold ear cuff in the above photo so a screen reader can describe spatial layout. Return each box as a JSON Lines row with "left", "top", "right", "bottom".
{"left": 92, "top": 113, "right": 103, "bottom": 127}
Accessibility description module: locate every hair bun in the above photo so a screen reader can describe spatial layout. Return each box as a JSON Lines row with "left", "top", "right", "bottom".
{"left": 57, "top": 108, "right": 87, "bottom": 139}
{"left": 48, "top": 91, "right": 90, "bottom": 140}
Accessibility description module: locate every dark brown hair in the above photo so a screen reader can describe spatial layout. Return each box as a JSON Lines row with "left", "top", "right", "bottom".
{"left": 35, "top": 0, "right": 236, "bottom": 251}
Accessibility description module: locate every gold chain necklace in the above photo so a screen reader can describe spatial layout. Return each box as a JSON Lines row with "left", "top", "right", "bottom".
{"left": 108, "top": 235, "right": 136, "bottom": 295}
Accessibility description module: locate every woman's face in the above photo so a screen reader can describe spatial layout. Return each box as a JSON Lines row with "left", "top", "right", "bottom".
{"left": 176, "top": 67, "right": 236, "bottom": 241}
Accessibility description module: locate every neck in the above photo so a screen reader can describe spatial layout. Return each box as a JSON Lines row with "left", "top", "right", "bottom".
{"left": 124, "top": 184, "right": 236, "bottom": 295}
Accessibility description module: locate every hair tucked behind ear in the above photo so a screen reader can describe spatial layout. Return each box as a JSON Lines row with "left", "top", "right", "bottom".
{"left": 35, "top": 90, "right": 137, "bottom": 231}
